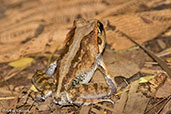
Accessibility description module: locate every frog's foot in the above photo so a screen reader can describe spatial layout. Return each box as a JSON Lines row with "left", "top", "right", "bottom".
{"left": 53, "top": 91, "right": 72, "bottom": 106}
{"left": 68, "top": 83, "right": 114, "bottom": 106}
{"left": 29, "top": 90, "right": 53, "bottom": 102}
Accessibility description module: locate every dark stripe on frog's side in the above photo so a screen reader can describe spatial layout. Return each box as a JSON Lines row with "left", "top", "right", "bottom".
{"left": 55, "top": 27, "right": 76, "bottom": 90}
{"left": 63, "top": 37, "right": 86, "bottom": 89}
{"left": 61, "top": 31, "right": 96, "bottom": 91}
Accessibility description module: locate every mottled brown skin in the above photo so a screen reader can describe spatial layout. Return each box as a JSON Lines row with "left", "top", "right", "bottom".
{"left": 32, "top": 18, "right": 117, "bottom": 106}
{"left": 32, "top": 71, "right": 56, "bottom": 100}
{"left": 55, "top": 19, "right": 103, "bottom": 95}
{"left": 68, "top": 83, "right": 111, "bottom": 105}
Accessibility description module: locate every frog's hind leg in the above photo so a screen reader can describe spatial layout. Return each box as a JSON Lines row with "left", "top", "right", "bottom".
{"left": 31, "top": 71, "right": 56, "bottom": 101}
{"left": 97, "top": 56, "right": 117, "bottom": 94}
{"left": 68, "top": 83, "right": 114, "bottom": 106}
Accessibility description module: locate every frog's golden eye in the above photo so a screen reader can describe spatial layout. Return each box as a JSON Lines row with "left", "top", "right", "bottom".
{"left": 97, "top": 21, "right": 104, "bottom": 35}
{"left": 97, "top": 36, "right": 102, "bottom": 45}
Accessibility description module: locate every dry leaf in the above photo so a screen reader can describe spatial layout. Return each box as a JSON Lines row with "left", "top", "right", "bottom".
{"left": 156, "top": 78, "right": 171, "bottom": 98}
{"left": 8, "top": 57, "right": 34, "bottom": 68}
{"left": 114, "top": 91, "right": 128, "bottom": 113}
{"left": 105, "top": 9, "right": 171, "bottom": 50}
{"left": 79, "top": 106, "right": 91, "bottom": 114}
{"left": 160, "top": 98, "right": 171, "bottom": 114}
{"left": 124, "top": 81, "right": 149, "bottom": 114}
{"left": 139, "top": 75, "right": 155, "bottom": 83}
{"left": 139, "top": 73, "right": 167, "bottom": 97}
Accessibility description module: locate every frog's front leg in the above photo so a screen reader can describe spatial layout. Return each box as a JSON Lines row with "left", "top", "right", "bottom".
{"left": 53, "top": 83, "right": 114, "bottom": 106}
{"left": 97, "top": 56, "right": 117, "bottom": 95}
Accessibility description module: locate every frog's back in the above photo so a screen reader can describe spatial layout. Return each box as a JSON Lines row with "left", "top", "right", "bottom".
{"left": 55, "top": 19, "right": 100, "bottom": 93}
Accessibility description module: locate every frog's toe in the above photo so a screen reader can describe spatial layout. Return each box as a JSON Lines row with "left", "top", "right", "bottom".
{"left": 34, "top": 96, "right": 46, "bottom": 102}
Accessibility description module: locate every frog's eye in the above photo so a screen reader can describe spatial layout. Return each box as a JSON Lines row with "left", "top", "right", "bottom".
{"left": 97, "top": 21, "right": 104, "bottom": 35}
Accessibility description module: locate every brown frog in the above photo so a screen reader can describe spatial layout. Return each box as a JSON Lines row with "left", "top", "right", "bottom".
{"left": 32, "top": 18, "right": 117, "bottom": 106}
